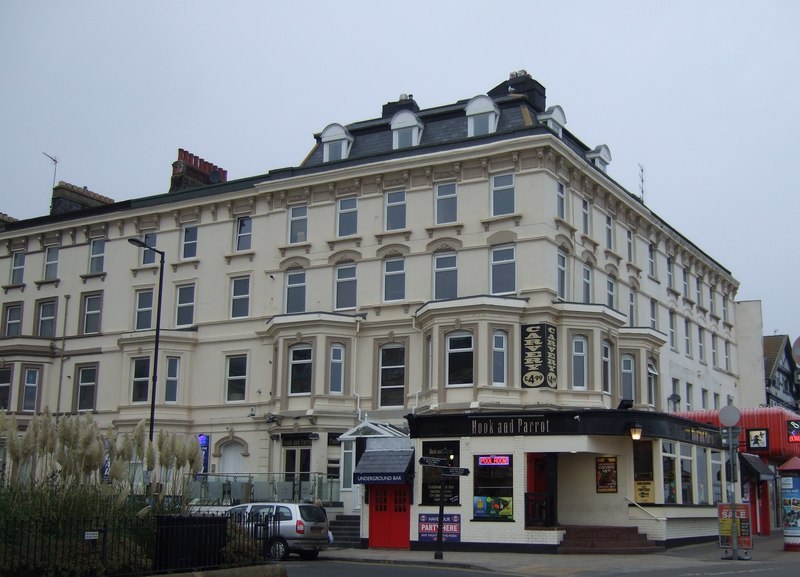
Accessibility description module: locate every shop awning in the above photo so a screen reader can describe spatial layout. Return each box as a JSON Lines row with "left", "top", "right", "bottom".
{"left": 740, "top": 453, "right": 775, "bottom": 481}
{"left": 353, "top": 449, "right": 414, "bottom": 484}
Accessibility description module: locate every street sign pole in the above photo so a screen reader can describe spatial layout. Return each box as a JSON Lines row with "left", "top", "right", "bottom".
{"left": 434, "top": 472, "right": 446, "bottom": 560}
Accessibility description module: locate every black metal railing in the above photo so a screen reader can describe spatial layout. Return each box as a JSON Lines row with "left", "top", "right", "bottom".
{"left": 0, "top": 513, "right": 279, "bottom": 577}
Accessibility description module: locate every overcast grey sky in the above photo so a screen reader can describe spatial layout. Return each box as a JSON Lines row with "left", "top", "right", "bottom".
{"left": 2, "top": 0, "right": 798, "bottom": 341}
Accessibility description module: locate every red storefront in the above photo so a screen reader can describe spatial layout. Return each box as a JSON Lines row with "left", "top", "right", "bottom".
{"left": 681, "top": 407, "right": 800, "bottom": 535}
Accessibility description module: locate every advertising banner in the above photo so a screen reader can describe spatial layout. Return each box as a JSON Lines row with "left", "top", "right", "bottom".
{"left": 781, "top": 476, "right": 800, "bottom": 546}
{"left": 473, "top": 496, "right": 513, "bottom": 519}
{"left": 521, "top": 324, "right": 557, "bottom": 388}
{"left": 718, "top": 503, "right": 752, "bottom": 549}
{"left": 596, "top": 457, "right": 617, "bottom": 493}
{"left": 418, "top": 514, "right": 461, "bottom": 542}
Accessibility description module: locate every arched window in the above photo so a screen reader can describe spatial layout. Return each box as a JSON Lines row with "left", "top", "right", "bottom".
{"left": 391, "top": 110, "right": 423, "bottom": 149}
{"left": 571, "top": 336, "right": 587, "bottom": 390}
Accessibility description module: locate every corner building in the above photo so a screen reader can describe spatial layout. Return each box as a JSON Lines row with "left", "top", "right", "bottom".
{"left": 1, "top": 72, "right": 744, "bottom": 549}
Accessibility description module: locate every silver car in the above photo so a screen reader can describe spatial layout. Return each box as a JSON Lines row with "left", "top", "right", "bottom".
{"left": 227, "top": 502, "right": 330, "bottom": 560}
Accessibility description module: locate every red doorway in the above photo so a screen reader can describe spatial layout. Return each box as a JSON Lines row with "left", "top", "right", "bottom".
{"left": 525, "top": 453, "right": 557, "bottom": 526}
{"left": 368, "top": 484, "right": 410, "bottom": 548}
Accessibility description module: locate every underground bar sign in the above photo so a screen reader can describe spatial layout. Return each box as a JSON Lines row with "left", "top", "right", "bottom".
{"left": 521, "top": 324, "right": 557, "bottom": 388}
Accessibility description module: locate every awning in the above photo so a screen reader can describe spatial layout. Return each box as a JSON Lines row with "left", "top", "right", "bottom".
{"left": 740, "top": 453, "right": 775, "bottom": 481}
{"left": 353, "top": 449, "right": 414, "bottom": 484}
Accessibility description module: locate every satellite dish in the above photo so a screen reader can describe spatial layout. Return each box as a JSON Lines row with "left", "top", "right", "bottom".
{"left": 719, "top": 405, "right": 741, "bottom": 427}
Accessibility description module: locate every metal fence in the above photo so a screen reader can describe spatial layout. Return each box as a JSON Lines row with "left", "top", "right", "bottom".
{"left": 0, "top": 514, "right": 278, "bottom": 577}
{"left": 185, "top": 472, "right": 341, "bottom": 507}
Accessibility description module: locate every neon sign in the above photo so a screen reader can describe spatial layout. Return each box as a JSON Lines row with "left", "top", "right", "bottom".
{"left": 478, "top": 455, "right": 510, "bottom": 466}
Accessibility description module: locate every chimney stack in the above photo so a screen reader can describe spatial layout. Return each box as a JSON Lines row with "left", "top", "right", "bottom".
{"left": 170, "top": 148, "right": 228, "bottom": 193}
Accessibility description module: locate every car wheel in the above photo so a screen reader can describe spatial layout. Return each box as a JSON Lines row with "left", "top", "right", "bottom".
{"left": 267, "top": 538, "right": 289, "bottom": 561}
{"left": 299, "top": 550, "right": 320, "bottom": 560}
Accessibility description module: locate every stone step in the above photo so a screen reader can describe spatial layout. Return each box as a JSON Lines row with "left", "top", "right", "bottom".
{"left": 558, "top": 526, "right": 664, "bottom": 555}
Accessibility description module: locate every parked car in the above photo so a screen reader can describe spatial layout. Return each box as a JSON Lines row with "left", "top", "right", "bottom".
{"left": 226, "top": 502, "right": 330, "bottom": 560}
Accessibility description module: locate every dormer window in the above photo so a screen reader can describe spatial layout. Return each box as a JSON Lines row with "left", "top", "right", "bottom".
{"left": 391, "top": 110, "right": 423, "bottom": 149}
{"left": 465, "top": 95, "right": 499, "bottom": 137}
{"left": 538, "top": 105, "right": 567, "bottom": 138}
{"left": 320, "top": 123, "right": 354, "bottom": 163}
{"left": 586, "top": 144, "right": 612, "bottom": 172}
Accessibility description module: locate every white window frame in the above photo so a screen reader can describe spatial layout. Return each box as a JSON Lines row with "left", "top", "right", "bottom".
{"left": 434, "top": 252, "right": 457, "bottom": 300}
{"left": 629, "top": 289, "right": 637, "bottom": 327}
{"left": 648, "top": 243, "right": 657, "bottom": 277}
{"left": 335, "top": 264, "right": 357, "bottom": 310}
{"left": 391, "top": 110, "right": 423, "bottom": 149}
{"left": 337, "top": 197, "right": 358, "bottom": 237}
{"left": 605, "top": 215, "right": 614, "bottom": 250}
{"left": 698, "top": 327, "right": 706, "bottom": 362}
{"left": 288, "top": 205, "right": 308, "bottom": 243}
{"left": 329, "top": 344, "right": 344, "bottom": 395}
{"left": 182, "top": 225, "right": 198, "bottom": 259}
{"left": 82, "top": 293, "right": 102, "bottom": 335}
{"left": 135, "top": 288, "right": 154, "bottom": 330}
{"left": 286, "top": 270, "right": 306, "bottom": 314}
{"left": 465, "top": 96, "right": 499, "bottom": 137}
{"left": 446, "top": 331, "right": 473, "bottom": 387}
{"left": 235, "top": 216, "right": 252, "bottom": 252}
{"left": 711, "top": 334, "right": 718, "bottom": 367}
{"left": 3, "top": 303, "right": 21, "bottom": 337}
{"left": 383, "top": 257, "right": 405, "bottom": 302}
{"left": 175, "top": 283, "right": 196, "bottom": 327}
{"left": 140, "top": 232, "right": 157, "bottom": 265}
{"left": 684, "top": 319, "right": 692, "bottom": 356}
{"left": 435, "top": 182, "right": 457, "bottom": 224}
{"left": 385, "top": 190, "right": 406, "bottom": 231}
{"left": 581, "top": 263, "right": 592, "bottom": 303}
{"left": 490, "top": 245, "right": 516, "bottom": 295}
{"left": 89, "top": 238, "right": 105, "bottom": 274}
{"left": 669, "top": 312, "right": 677, "bottom": 349}
{"left": 77, "top": 364, "right": 97, "bottom": 411}
{"left": 571, "top": 335, "right": 588, "bottom": 390}
{"left": 556, "top": 182, "right": 566, "bottom": 219}
{"left": 36, "top": 299, "right": 56, "bottom": 338}
{"left": 581, "top": 198, "right": 590, "bottom": 235}
{"left": 491, "top": 173, "right": 515, "bottom": 217}
{"left": 667, "top": 257, "right": 674, "bottom": 289}
{"left": 288, "top": 344, "right": 312, "bottom": 396}
{"left": 43, "top": 246, "right": 59, "bottom": 280}
{"left": 22, "top": 367, "right": 40, "bottom": 412}
{"left": 601, "top": 340, "right": 613, "bottom": 394}
{"left": 621, "top": 354, "right": 635, "bottom": 401}
{"left": 131, "top": 357, "right": 150, "bottom": 403}
{"left": 378, "top": 343, "right": 405, "bottom": 408}
{"left": 226, "top": 354, "right": 247, "bottom": 402}
{"left": 165, "top": 356, "right": 180, "bottom": 403}
{"left": 626, "top": 229, "right": 634, "bottom": 262}
{"left": 606, "top": 276, "right": 616, "bottom": 309}
{"left": 230, "top": 275, "right": 250, "bottom": 319}
{"left": 557, "top": 250, "right": 567, "bottom": 300}
{"left": 10, "top": 251, "right": 24, "bottom": 285}
{"left": 650, "top": 299, "right": 658, "bottom": 330}
{"left": 492, "top": 330, "right": 508, "bottom": 387}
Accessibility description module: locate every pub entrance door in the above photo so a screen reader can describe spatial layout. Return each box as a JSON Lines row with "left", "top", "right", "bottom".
{"left": 525, "top": 453, "right": 557, "bottom": 527}
{"left": 368, "top": 484, "right": 411, "bottom": 548}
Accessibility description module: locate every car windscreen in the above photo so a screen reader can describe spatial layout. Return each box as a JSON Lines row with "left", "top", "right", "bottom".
{"left": 299, "top": 505, "right": 327, "bottom": 522}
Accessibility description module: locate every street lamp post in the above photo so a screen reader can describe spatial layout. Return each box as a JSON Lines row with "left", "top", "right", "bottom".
{"left": 128, "top": 237, "right": 165, "bottom": 443}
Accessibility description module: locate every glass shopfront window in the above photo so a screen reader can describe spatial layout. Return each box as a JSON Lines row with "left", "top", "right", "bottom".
{"left": 696, "top": 447, "right": 709, "bottom": 504}
{"left": 473, "top": 454, "right": 514, "bottom": 520}
{"left": 633, "top": 441, "right": 655, "bottom": 504}
{"left": 680, "top": 444, "right": 694, "bottom": 504}
{"left": 662, "top": 441, "right": 677, "bottom": 504}
{"left": 711, "top": 449, "right": 725, "bottom": 503}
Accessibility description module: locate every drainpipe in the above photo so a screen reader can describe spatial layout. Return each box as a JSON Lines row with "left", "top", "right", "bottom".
{"left": 55, "top": 294, "right": 70, "bottom": 420}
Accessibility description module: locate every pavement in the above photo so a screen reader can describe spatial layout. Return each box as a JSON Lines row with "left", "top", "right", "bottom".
{"left": 321, "top": 531, "right": 796, "bottom": 576}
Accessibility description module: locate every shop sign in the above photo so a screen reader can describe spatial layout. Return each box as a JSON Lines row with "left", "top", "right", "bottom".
{"left": 746, "top": 428, "right": 769, "bottom": 451}
{"left": 635, "top": 481, "right": 655, "bottom": 504}
{"left": 788, "top": 420, "right": 800, "bottom": 444}
{"left": 418, "top": 514, "right": 460, "bottom": 542}
{"left": 596, "top": 457, "right": 617, "bottom": 493}
{"left": 521, "top": 323, "right": 557, "bottom": 388}
{"left": 718, "top": 504, "right": 752, "bottom": 549}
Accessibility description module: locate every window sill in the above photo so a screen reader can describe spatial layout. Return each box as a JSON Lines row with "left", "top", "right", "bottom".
{"left": 480, "top": 213, "right": 521, "bottom": 231}
{"left": 224, "top": 250, "right": 255, "bottom": 264}
{"left": 580, "top": 234, "right": 598, "bottom": 253}
{"left": 554, "top": 217, "right": 576, "bottom": 237}
{"left": 34, "top": 278, "right": 60, "bottom": 289}
{"left": 278, "top": 242, "right": 311, "bottom": 257}
{"left": 130, "top": 265, "right": 160, "bottom": 278}
{"left": 604, "top": 248, "right": 622, "bottom": 265}
{"left": 471, "top": 517, "right": 515, "bottom": 522}
{"left": 626, "top": 262, "right": 642, "bottom": 278}
{"left": 647, "top": 274, "right": 660, "bottom": 284}
{"left": 327, "top": 235, "right": 363, "bottom": 251}
{"left": 667, "top": 286, "right": 681, "bottom": 299}
{"left": 170, "top": 259, "right": 200, "bottom": 272}
{"left": 2, "top": 282, "right": 26, "bottom": 294}
{"left": 425, "top": 223, "right": 463, "bottom": 238}
{"left": 375, "top": 229, "right": 411, "bottom": 244}
{"left": 79, "top": 272, "right": 107, "bottom": 284}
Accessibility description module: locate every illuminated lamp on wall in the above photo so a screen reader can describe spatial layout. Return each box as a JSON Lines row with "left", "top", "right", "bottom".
{"left": 629, "top": 422, "right": 643, "bottom": 441}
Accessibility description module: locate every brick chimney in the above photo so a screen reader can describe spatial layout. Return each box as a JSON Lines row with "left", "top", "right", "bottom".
{"left": 488, "top": 70, "right": 547, "bottom": 113}
{"left": 50, "top": 181, "right": 114, "bottom": 216}
{"left": 169, "top": 148, "right": 228, "bottom": 193}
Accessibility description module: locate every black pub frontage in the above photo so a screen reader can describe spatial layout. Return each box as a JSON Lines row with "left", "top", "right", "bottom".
{"left": 402, "top": 409, "right": 727, "bottom": 551}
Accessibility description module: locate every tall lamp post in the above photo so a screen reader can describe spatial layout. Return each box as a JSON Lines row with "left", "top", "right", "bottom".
{"left": 128, "top": 237, "right": 165, "bottom": 443}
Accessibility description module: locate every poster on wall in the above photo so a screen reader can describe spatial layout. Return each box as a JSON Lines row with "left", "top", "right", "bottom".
{"left": 596, "top": 457, "right": 617, "bottom": 493}
{"left": 521, "top": 323, "right": 557, "bottom": 388}
{"left": 635, "top": 481, "right": 655, "bottom": 503}
{"left": 418, "top": 514, "right": 461, "bottom": 542}
{"left": 781, "top": 476, "right": 800, "bottom": 546}
{"left": 473, "top": 496, "right": 513, "bottom": 519}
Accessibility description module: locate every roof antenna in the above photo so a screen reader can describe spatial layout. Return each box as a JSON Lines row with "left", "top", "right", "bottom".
{"left": 638, "top": 163, "right": 645, "bottom": 204}
{"left": 43, "top": 152, "right": 58, "bottom": 188}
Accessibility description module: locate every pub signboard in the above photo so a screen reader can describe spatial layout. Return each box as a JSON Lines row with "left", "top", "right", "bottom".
{"left": 521, "top": 323, "right": 557, "bottom": 388}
